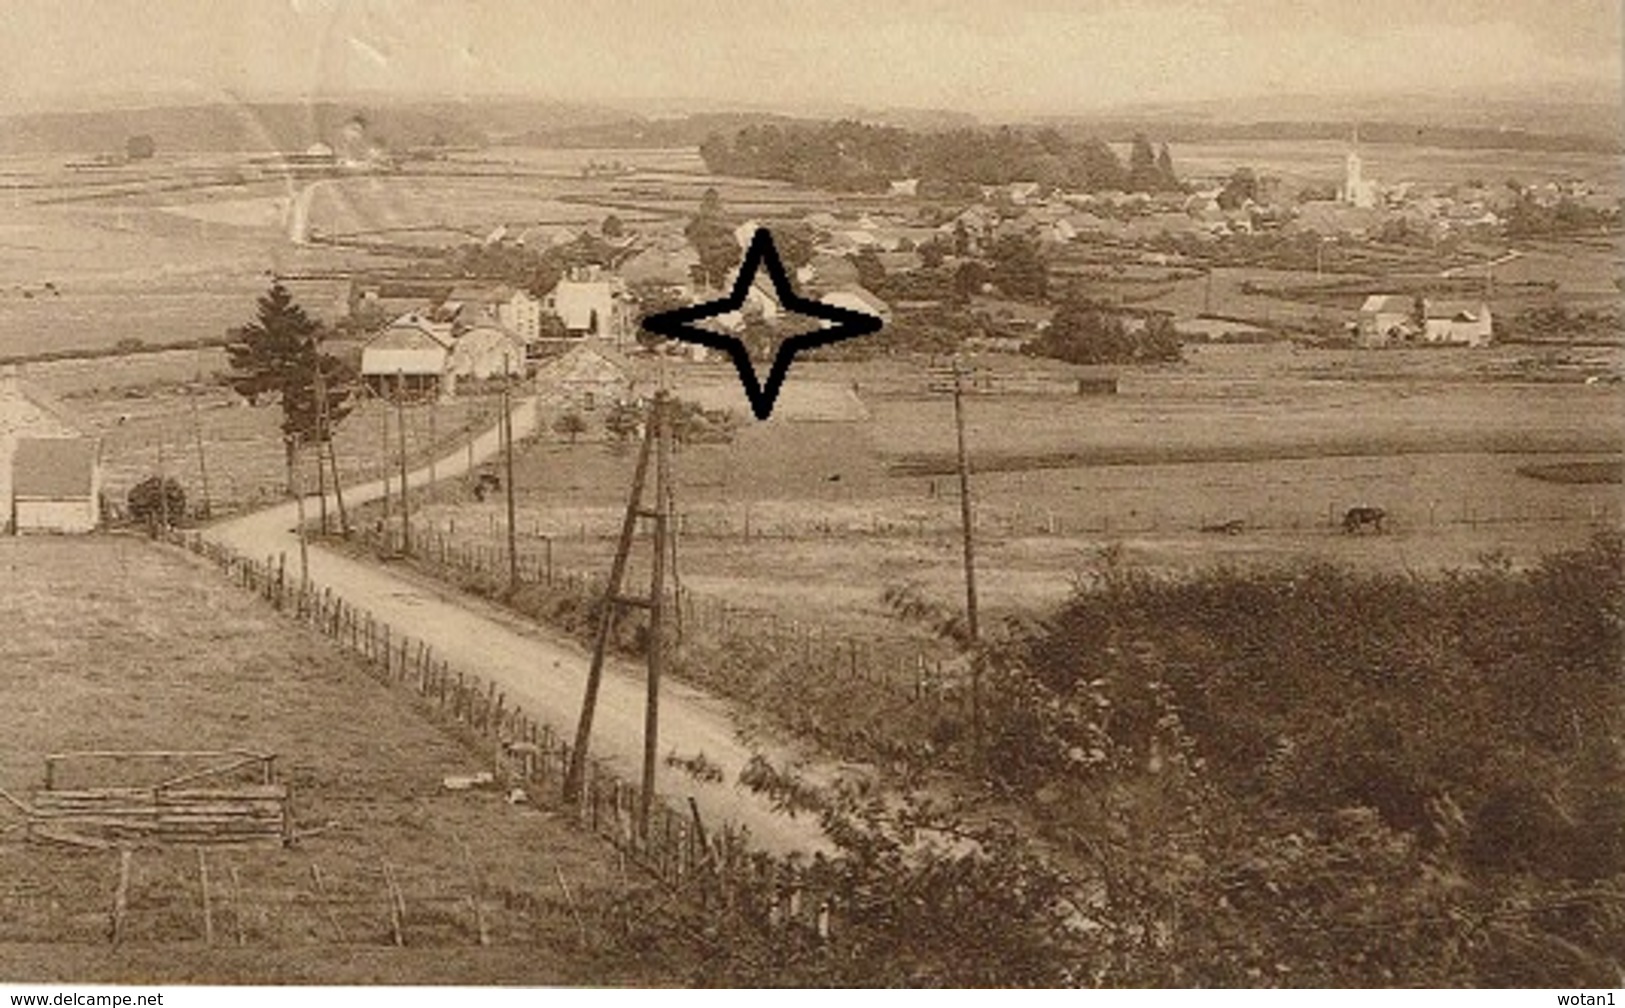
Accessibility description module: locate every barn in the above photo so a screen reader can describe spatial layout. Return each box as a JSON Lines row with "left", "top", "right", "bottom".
{"left": 1, "top": 366, "right": 101, "bottom": 533}
{"left": 11, "top": 437, "right": 102, "bottom": 533}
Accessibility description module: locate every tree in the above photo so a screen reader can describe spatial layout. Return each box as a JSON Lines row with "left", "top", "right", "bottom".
{"left": 685, "top": 191, "right": 742, "bottom": 290}
{"left": 553, "top": 411, "right": 588, "bottom": 444}
{"left": 1217, "top": 168, "right": 1258, "bottom": 211}
{"left": 125, "top": 134, "right": 156, "bottom": 161}
{"left": 601, "top": 214, "right": 625, "bottom": 240}
{"left": 1127, "top": 132, "right": 1159, "bottom": 193}
{"left": 126, "top": 475, "right": 185, "bottom": 527}
{"left": 989, "top": 234, "right": 1048, "bottom": 300}
{"left": 1155, "top": 143, "right": 1177, "bottom": 191}
{"left": 225, "top": 283, "right": 358, "bottom": 492}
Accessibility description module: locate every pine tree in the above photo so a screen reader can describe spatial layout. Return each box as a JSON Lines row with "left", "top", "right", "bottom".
{"left": 225, "top": 283, "right": 357, "bottom": 492}
{"left": 1156, "top": 143, "right": 1178, "bottom": 191}
{"left": 1128, "top": 132, "right": 1159, "bottom": 193}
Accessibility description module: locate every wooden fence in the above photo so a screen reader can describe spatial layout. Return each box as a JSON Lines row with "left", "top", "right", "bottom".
{"left": 162, "top": 529, "right": 855, "bottom": 944}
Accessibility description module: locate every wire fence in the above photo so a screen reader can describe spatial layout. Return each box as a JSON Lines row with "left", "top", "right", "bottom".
{"left": 137, "top": 528, "right": 860, "bottom": 948}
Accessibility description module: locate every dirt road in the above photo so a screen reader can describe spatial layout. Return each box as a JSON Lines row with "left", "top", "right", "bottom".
{"left": 204, "top": 395, "right": 829, "bottom": 855}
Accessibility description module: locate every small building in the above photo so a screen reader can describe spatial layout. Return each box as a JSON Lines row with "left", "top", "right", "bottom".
{"left": 445, "top": 285, "right": 542, "bottom": 343}
{"left": 1424, "top": 300, "right": 1493, "bottom": 347}
{"left": 546, "top": 274, "right": 621, "bottom": 340}
{"left": 448, "top": 325, "right": 527, "bottom": 381}
{"left": 361, "top": 313, "right": 455, "bottom": 398}
{"left": 534, "top": 344, "right": 634, "bottom": 411}
{"left": 11, "top": 436, "right": 101, "bottom": 533}
{"left": 1358, "top": 294, "right": 1416, "bottom": 346}
{"left": 1, "top": 366, "right": 98, "bottom": 533}
{"left": 821, "top": 285, "right": 892, "bottom": 326}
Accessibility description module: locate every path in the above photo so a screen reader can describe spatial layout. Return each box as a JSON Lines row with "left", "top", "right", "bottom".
{"left": 204, "top": 394, "right": 829, "bottom": 855}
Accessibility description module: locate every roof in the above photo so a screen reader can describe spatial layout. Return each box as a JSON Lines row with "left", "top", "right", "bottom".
{"left": 1361, "top": 294, "right": 1412, "bottom": 314}
{"left": 0, "top": 368, "right": 79, "bottom": 438}
{"left": 536, "top": 344, "right": 634, "bottom": 387}
{"left": 368, "top": 315, "right": 456, "bottom": 350}
{"left": 12, "top": 436, "right": 98, "bottom": 498}
{"left": 1427, "top": 300, "right": 1489, "bottom": 321}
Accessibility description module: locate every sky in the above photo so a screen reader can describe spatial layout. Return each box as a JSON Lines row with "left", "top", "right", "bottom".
{"left": 2, "top": 0, "right": 1620, "bottom": 116}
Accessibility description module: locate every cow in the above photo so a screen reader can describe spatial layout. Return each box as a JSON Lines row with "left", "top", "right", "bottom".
{"left": 1342, "top": 506, "right": 1387, "bottom": 535}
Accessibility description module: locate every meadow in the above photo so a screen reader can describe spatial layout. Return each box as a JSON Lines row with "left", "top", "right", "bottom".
{"left": 0, "top": 536, "right": 697, "bottom": 983}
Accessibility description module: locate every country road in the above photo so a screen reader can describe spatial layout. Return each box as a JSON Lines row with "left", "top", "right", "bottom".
{"left": 203, "top": 394, "right": 831, "bottom": 855}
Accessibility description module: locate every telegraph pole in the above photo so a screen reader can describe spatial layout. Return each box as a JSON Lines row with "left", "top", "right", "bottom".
{"left": 379, "top": 385, "right": 391, "bottom": 528}
{"left": 502, "top": 379, "right": 519, "bottom": 593}
{"left": 190, "top": 337, "right": 212, "bottom": 520}
{"left": 396, "top": 371, "right": 411, "bottom": 555}
{"left": 291, "top": 433, "right": 309, "bottom": 594}
{"left": 315, "top": 359, "right": 349, "bottom": 537}
{"left": 641, "top": 392, "right": 672, "bottom": 837}
{"left": 951, "top": 358, "right": 983, "bottom": 754}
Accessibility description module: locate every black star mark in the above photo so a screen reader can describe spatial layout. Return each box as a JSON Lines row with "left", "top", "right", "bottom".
{"left": 640, "top": 226, "right": 883, "bottom": 420}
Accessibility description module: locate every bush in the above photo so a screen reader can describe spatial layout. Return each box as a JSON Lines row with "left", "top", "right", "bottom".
{"left": 126, "top": 476, "right": 187, "bottom": 526}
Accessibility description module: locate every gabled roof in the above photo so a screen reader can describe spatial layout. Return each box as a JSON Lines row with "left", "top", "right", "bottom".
{"left": 1361, "top": 294, "right": 1412, "bottom": 315}
{"left": 1427, "top": 300, "right": 1489, "bottom": 321}
{"left": 12, "top": 436, "right": 99, "bottom": 498}
{"left": 0, "top": 368, "right": 79, "bottom": 438}
{"left": 368, "top": 314, "right": 456, "bottom": 351}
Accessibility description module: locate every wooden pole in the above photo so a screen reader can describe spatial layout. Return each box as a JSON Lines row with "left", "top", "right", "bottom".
{"left": 396, "top": 371, "right": 411, "bottom": 554}
{"left": 190, "top": 338, "right": 212, "bottom": 520}
{"left": 428, "top": 388, "right": 438, "bottom": 507}
{"left": 641, "top": 392, "right": 672, "bottom": 837}
{"left": 292, "top": 435, "right": 309, "bottom": 594}
{"left": 157, "top": 436, "right": 170, "bottom": 531}
{"left": 565, "top": 405, "right": 656, "bottom": 802}
{"left": 502, "top": 381, "right": 518, "bottom": 593}
{"left": 199, "top": 848, "right": 214, "bottom": 945}
{"left": 380, "top": 388, "right": 391, "bottom": 527}
{"left": 951, "top": 358, "right": 983, "bottom": 754}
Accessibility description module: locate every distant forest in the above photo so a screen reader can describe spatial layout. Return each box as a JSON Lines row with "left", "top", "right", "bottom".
{"left": 698, "top": 121, "right": 1181, "bottom": 194}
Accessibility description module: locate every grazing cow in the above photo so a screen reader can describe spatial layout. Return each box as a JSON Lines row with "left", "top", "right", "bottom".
{"left": 1342, "top": 506, "right": 1387, "bottom": 534}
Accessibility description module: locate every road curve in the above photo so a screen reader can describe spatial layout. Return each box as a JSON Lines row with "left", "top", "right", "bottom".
{"left": 203, "top": 395, "right": 829, "bottom": 855}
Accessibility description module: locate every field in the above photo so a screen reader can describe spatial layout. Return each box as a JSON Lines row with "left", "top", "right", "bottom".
{"left": 371, "top": 346, "right": 1625, "bottom": 638}
{"left": 0, "top": 536, "right": 700, "bottom": 984}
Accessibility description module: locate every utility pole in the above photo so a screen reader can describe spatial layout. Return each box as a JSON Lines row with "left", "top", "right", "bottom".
{"left": 156, "top": 436, "right": 170, "bottom": 531}
{"left": 502, "top": 379, "right": 518, "bottom": 593}
{"left": 291, "top": 434, "right": 309, "bottom": 594}
{"left": 641, "top": 393, "right": 672, "bottom": 837}
{"left": 313, "top": 358, "right": 328, "bottom": 537}
{"left": 951, "top": 358, "right": 983, "bottom": 755}
{"left": 190, "top": 337, "right": 212, "bottom": 520}
{"left": 379, "top": 386, "right": 391, "bottom": 528}
{"left": 315, "top": 359, "right": 348, "bottom": 537}
{"left": 396, "top": 371, "right": 410, "bottom": 555}
{"left": 565, "top": 394, "right": 665, "bottom": 812}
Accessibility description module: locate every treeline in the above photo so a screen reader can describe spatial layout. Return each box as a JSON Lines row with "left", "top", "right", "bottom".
{"left": 699, "top": 121, "right": 1180, "bottom": 194}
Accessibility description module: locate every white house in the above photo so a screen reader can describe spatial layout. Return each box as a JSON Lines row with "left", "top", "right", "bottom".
{"left": 12, "top": 436, "right": 101, "bottom": 533}
{"left": 546, "top": 274, "right": 621, "bottom": 340}
{"left": 1357, "top": 295, "right": 1416, "bottom": 346}
{"left": 1424, "top": 300, "right": 1494, "bottom": 347}
{"left": 1, "top": 366, "right": 101, "bottom": 533}
{"left": 361, "top": 313, "right": 456, "bottom": 398}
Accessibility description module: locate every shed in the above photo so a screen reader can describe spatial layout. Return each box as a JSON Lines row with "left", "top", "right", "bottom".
{"left": 1, "top": 367, "right": 87, "bottom": 533}
{"left": 12, "top": 436, "right": 101, "bottom": 533}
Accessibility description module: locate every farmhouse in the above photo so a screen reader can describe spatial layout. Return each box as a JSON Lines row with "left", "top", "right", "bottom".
{"left": 0, "top": 367, "right": 101, "bottom": 533}
{"left": 361, "top": 313, "right": 455, "bottom": 398}
{"left": 533, "top": 343, "right": 634, "bottom": 411}
{"left": 1357, "top": 295, "right": 1494, "bottom": 347}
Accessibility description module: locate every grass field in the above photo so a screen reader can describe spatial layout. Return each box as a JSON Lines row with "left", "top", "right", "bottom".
{"left": 374, "top": 347, "right": 1624, "bottom": 635}
{"left": 0, "top": 537, "right": 697, "bottom": 984}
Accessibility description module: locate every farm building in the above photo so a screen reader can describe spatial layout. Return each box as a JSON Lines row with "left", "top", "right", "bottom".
{"left": 11, "top": 437, "right": 102, "bottom": 533}
{"left": 449, "top": 325, "right": 527, "bottom": 381}
{"left": 821, "top": 286, "right": 892, "bottom": 326}
{"left": 1357, "top": 295, "right": 1493, "bottom": 347}
{"left": 0, "top": 367, "right": 101, "bottom": 533}
{"left": 444, "top": 284, "right": 542, "bottom": 343}
{"left": 361, "top": 313, "right": 455, "bottom": 399}
{"left": 1423, "top": 300, "right": 1494, "bottom": 347}
{"left": 534, "top": 344, "right": 634, "bottom": 411}
{"left": 545, "top": 271, "right": 626, "bottom": 341}
{"left": 1357, "top": 295, "right": 1418, "bottom": 346}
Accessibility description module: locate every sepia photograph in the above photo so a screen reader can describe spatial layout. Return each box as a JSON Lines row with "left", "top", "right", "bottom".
{"left": 0, "top": 0, "right": 1620, "bottom": 993}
